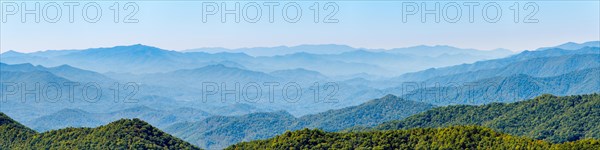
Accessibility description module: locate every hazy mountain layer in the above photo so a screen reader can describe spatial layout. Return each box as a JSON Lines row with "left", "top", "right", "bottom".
{"left": 1, "top": 44, "right": 515, "bottom": 76}
{"left": 165, "top": 95, "right": 434, "bottom": 149}
{"left": 397, "top": 67, "right": 600, "bottom": 106}
{"left": 30, "top": 106, "right": 212, "bottom": 132}
{"left": 390, "top": 47, "right": 599, "bottom": 84}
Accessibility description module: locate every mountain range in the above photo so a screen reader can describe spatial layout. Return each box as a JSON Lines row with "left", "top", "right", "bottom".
{"left": 387, "top": 46, "right": 599, "bottom": 84}
{"left": 1, "top": 41, "right": 599, "bottom": 149}
{"left": 1, "top": 44, "right": 515, "bottom": 76}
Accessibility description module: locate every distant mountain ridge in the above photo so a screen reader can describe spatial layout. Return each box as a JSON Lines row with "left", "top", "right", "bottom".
{"left": 419, "top": 54, "right": 600, "bottom": 84}
{"left": 397, "top": 67, "right": 600, "bottom": 105}
{"left": 185, "top": 44, "right": 513, "bottom": 57}
{"left": 387, "top": 45, "right": 512, "bottom": 57}
{"left": 537, "top": 41, "right": 600, "bottom": 50}
{"left": 30, "top": 106, "right": 212, "bottom": 132}
{"left": 390, "top": 47, "right": 599, "bottom": 84}
{"left": 1, "top": 43, "right": 515, "bottom": 76}
{"left": 185, "top": 44, "right": 360, "bottom": 56}
{"left": 0, "top": 62, "right": 114, "bottom": 83}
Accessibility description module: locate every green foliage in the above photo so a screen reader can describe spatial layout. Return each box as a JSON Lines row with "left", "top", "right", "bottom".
{"left": 0, "top": 113, "right": 200, "bottom": 150}
{"left": 227, "top": 126, "right": 600, "bottom": 150}
{"left": 374, "top": 93, "right": 600, "bottom": 143}
{"left": 0, "top": 113, "right": 36, "bottom": 149}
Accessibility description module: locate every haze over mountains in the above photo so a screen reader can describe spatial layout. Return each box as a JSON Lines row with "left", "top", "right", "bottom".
{"left": 1, "top": 41, "right": 599, "bottom": 149}
{"left": 165, "top": 95, "right": 435, "bottom": 149}
{"left": 1, "top": 44, "right": 514, "bottom": 76}
{"left": 536, "top": 41, "right": 600, "bottom": 51}
{"left": 387, "top": 46, "right": 600, "bottom": 84}
{"left": 184, "top": 44, "right": 513, "bottom": 57}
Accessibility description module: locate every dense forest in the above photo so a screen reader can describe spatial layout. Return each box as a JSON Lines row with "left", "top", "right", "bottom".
{"left": 0, "top": 113, "right": 200, "bottom": 149}
{"left": 373, "top": 94, "right": 600, "bottom": 143}
{"left": 0, "top": 113, "right": 36, "bottom": 149}
{"left": 227, "top": 126, "right": 600, "bottom": 149}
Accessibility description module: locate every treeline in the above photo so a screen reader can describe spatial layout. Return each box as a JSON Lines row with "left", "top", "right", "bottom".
{"left": 227, "top": 126, "right": 600, "bottom": 150}
{"left": 0, "top": 113, "right": 200, "bottom": 150}
{"left": 373, "top": 94, "right": 600, "bottom": 143}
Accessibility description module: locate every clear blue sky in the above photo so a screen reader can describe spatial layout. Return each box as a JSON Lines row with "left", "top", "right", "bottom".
{"left": 1, "top": 1, "right": 599, "bottom": 52}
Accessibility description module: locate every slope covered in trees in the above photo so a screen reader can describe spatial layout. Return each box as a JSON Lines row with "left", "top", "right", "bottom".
{"left": 0, "top": 112, "right": 200, "bottom": 149}
{"left": 227, "top": 126, "right": 600, "bottom": 150}
{"left": 374, "top": 94, "right": 600, "bottom": 143}
{"left": 0, "top": 113, "right": 36, "bottom": 149}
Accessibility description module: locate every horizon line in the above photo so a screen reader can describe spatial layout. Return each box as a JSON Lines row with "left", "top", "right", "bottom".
{"left": 4, "top": 40, "right": 599, "bottom": 54}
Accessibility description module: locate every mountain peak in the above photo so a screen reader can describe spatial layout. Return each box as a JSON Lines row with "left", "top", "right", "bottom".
{"left": 121, "top": 44, "right": 164, "bottom": 51}
{"left": 537, "top": 41, "right": 600, "bottom": 51}
{"left": 1, "top": 50, "right": 27, "bottom": 56}
{"left": 107, "top": 118, "right": 149, "bottom": 127}
{"left": 381, "top": 94, "right": 399, "bottom": 100}
{"left": 201, "top": 64, "right": 232, "bottom": 70}
{"left": 121, "top": 105, "right": 156, "bottom": 112}
{"left": 2, "top": 50, "right": 20, "bottom": 54}
{"left": 55, "top": 108, "right": 89, "bottom": 114}
{"left": 123, "top": 44, "right": 153, "bottom": 48}
{"left": 78, "top": 44, "right": 168, "bottom": 54}
{"left": 50, "top": 64, "right": 77, "bottom": 69}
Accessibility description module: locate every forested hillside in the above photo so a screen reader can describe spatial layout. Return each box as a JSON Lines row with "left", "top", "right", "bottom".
{"left": 374, "top": 94, "right": 600, "bottom": 143}
{"left": 0, "top": 113, "right": 200, "bottom": 149}
{"left": 227, "top": 126, "right": 600, "bottom": 150}
{"left": 0, "top": 113, "right": 36, "bottom": 149}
